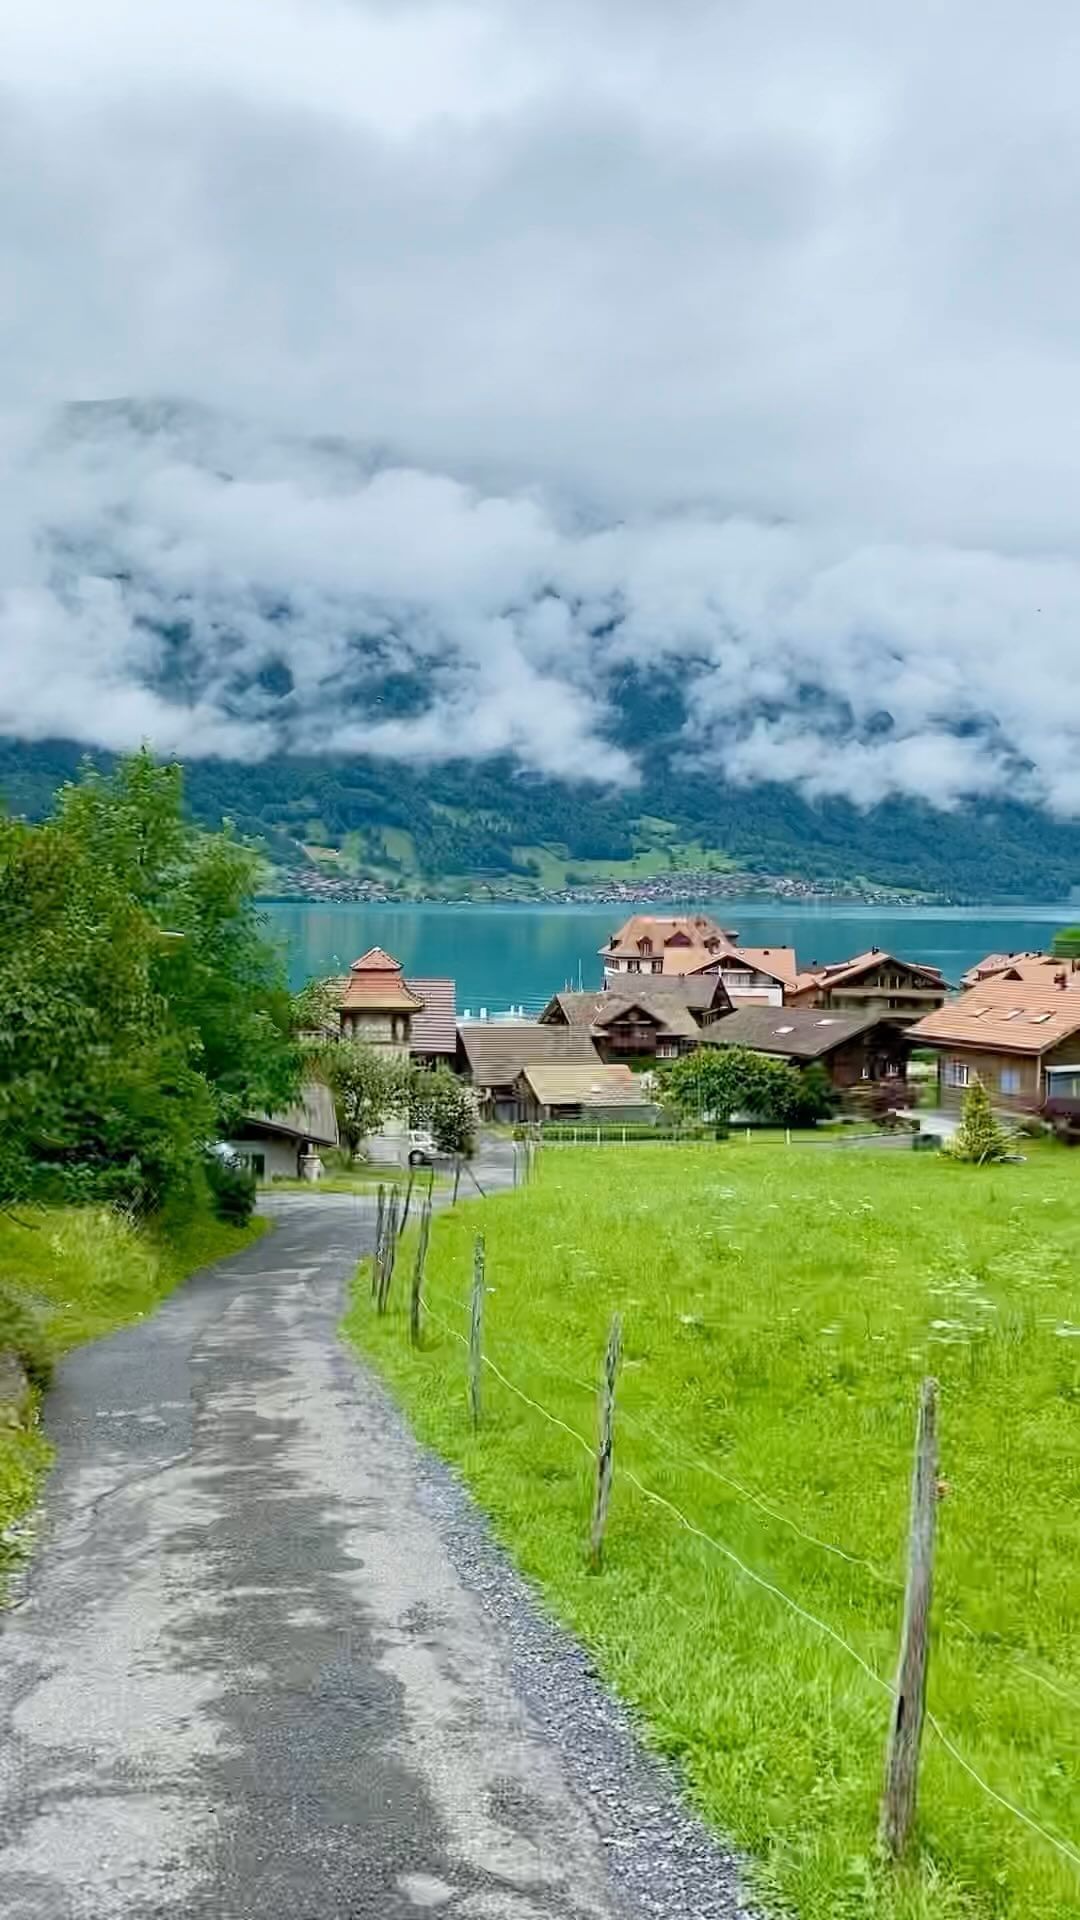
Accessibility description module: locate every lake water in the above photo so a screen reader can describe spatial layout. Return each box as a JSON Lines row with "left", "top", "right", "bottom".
{"left": 264, "top": 900, "right": 1078, "bottom": 1011}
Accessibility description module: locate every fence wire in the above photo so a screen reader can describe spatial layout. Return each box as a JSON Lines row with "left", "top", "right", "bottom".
{"left": 414, "top": 1278, "right": 1080, "bottom": 1877}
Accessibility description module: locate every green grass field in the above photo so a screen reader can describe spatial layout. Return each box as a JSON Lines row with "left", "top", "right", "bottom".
{"left": 347, "top": 1143, "right": 1080, "bottom": 1920}
{"left": 0, "top": 1204, "right": 267, "bottom": 1583}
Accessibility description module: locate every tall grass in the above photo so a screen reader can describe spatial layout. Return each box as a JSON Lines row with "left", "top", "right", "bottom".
{"left": 347, "top": 1142, "right": 1080, "bottom": 1920}
{"left": 0, "top": 1202, "right": 266, "bottom": 1580}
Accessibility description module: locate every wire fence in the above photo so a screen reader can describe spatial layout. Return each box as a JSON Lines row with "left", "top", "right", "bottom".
{"left": 388, "top": 1246, "right": 1080, "bottom": 1881}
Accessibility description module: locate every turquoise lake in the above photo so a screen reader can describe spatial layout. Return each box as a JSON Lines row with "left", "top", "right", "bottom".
{"left": 264, "top": 900, "right": 1079, "bottom": 1013}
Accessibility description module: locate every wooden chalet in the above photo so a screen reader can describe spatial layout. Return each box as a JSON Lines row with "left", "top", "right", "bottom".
{"left": 598, "top": 914, "right": 795, "bottom": 1006}
{"left": 909, "top": 977, "right": 1080, "bottom": 1114}
{"left": 787, "top": 948, "right": 947, "bottom": 1026}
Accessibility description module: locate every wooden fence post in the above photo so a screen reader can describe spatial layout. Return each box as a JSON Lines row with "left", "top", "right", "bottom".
{"left": 589, "top": 1312, "right": 623, "bottom": 1571}
{"left": 377, "top": 1189, "right": 400, "bottom": 1314}
{"left": 372, "top": 1183, "right": 387, "bottom": 1296}
{"left": 399, "top": 1164, "right": 416, "bottom": 1239}
{"left": 469, "top": 1234, "right": 485, "bottom": 1429}
{"left": 880, "top": 1376, "right": 939, "bottom": 1858}
{"left": 410, "top": 1200, "right": 432, "bottom": 1346}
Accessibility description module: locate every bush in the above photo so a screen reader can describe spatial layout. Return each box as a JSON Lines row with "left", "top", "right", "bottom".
{"left": 0, "top": 1282, "right": 52, "bottom": 1390}
{"left": 944, "top": 1079, "right": 1015, "bottom": 1164}
{"left": 203, "top": 1153, "right": 257, "bottom": 1225}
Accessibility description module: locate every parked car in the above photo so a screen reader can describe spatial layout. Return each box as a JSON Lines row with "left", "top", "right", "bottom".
{"left": 407, "top": 1127, "right": 440, "bottom": 1167}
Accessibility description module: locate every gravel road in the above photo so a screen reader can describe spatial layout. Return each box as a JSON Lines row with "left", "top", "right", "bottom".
{"left": 0, "top": 1170, "right": 748, "bottom": 1920}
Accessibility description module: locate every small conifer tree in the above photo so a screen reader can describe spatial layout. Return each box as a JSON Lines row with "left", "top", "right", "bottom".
{"left": 947, "top": 1077, "right": 1013, "bottom": 1163}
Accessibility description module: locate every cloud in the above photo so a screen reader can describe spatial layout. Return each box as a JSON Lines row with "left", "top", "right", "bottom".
{"left": 2, "top": 2, "right": 1080, "bottom": 807}
{"left": 3, "top": 401, "right": 1080, "bottom": 812}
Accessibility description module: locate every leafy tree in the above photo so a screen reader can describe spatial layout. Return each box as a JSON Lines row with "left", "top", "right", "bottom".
{"left": 409, "top": 1065, "right": 476, "bottom": 1155}
{"left": 663, "top": 1047, "right": 807, "bottom": 1125}
{"left": 292, "top": 975, "right": 341, "bottom": 1035}
{"left": 0, "top": 751, "right": 299, "bottom": 1211}
{"left": 317, "top": 1042, "right": 412, "bottom": 1160}
{"left": 1052, "top": 926, "right": 1080, "bottom": 958}
{"left": 787, "top": 1063, "right": 836, "bottom": 1126}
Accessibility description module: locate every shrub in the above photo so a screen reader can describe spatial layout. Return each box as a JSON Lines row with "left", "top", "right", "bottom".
{"left": 203, "top": 1153, "right": 257, "bottom": 1225}
{"left": 944, "top": 1079, "right": 1015, "bottom": 1164}
{"left": 0, "top": 1282, "right": 52, "bottom": 1390}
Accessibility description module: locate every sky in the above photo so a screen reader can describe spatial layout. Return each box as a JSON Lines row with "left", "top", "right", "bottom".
{"left": 4, "top": 0, "right": 1080, "bottom": 810}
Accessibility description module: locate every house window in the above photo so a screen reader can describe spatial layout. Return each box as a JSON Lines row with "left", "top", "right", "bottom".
{"left": 657, "top": 1041, "right": 677, "bottom": 1059}
{"left": 638, "top": 936, "right": 652, "bottom": 954}
{"left": 627, "top": 959, "right": 641, "bottom": 973}
{"left": 651, "top": 959, "right": 663, "bottom": 973}
{"left": 945, "top": 1059, "right": 970, "bottom": 1088}
{"left": 237, "top": 1152, "right": 266, "bottom": 1179}
{"left": 1000, "top": 1066, "right": 1022, "bottom": 1095}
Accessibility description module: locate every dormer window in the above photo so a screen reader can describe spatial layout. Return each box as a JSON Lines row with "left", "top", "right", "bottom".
{"left": 638, "top": 937, "right": 652, "bottom": 954}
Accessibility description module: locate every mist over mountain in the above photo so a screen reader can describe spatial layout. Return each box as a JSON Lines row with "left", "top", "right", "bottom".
{"left": 5, "top": 4, "right": 1080, "bottom": 895}
{"left": 2, "top": 398, "right": 1079, "bottom": 818}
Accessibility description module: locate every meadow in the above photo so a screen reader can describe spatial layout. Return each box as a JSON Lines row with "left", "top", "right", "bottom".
{"left": 347, "top": 1142, "right": 1080, "bottom": 1920}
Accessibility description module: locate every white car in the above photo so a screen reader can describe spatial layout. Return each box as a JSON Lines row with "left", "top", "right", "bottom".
{"left": 407, "top": 1127, "right": 439, "bottom": 1167}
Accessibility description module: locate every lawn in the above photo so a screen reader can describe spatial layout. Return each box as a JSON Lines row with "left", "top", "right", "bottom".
{"left": 346, "top": 1142, "right": 1080, "bottom": 1920}
{"left": 0, "top": 1203, "right": 267, "bottom": 1583}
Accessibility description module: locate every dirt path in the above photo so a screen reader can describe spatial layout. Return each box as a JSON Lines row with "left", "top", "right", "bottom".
{"left": 0, "top": 1185, "right": 745, "bottom": 1919}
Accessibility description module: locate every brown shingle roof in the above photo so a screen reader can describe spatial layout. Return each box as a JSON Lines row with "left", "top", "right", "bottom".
{"left": 909, "top": 980, "right": 1080, "bottom": 1054}
{"left": 705, "top": 1006, "right": 890, "bottom": 1061}
{"left": 592, "top": 995, "right": 700, "bottom": 1039}
{"left": 520, "top": 1063, "right": 650, "bottom": 1109}
{"left": 541, "top": 988, "right": 703, "bottom": 1039}
{"left": 813, "top": 949, "right": 946, "bottom": 990}
{"left": 406, "top": 977, "right": 457, "bottom": 1054}
{"left": 457, "top": 1022, "right": 601, "bottom": 1086}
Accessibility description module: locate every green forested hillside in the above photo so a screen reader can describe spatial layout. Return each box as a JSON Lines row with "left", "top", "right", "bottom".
{"left": 1, "top": 738, "right": 1076, "bottom": 900}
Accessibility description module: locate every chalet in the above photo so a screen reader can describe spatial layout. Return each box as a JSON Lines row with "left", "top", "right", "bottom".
{"left": 787, "top": 949, "right": 947, "bottom": 1026}
{"left": 960, "top": 951, "right": 1080, "bottom": 991}
{"left": 598, "top": 914, "right": 795, "bottom": 1006}
{"left": 909, "top": 978, "right": 1080, "bottom": 1113}
{"left": 538, "top": 976, "right": 730, "bottom": 1061}
{"left": 456, "top": 1022, "right": 603, "bottom": 1123}
{"left": 704, "top": 1007, "right": 912, "bottom": 1092}
{"left": 513, "top": 1063, "right": 657, "bottom": 1126}
{"left": 224, "top": 1082, "right": 339, "bottom": 1182}
{"left": 333, "top": 950, "right": 457, "bottom": 1064}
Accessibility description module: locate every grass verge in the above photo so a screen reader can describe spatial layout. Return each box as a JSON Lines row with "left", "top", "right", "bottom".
{"left": 346, "top": 1143, "right": 1080, "bottom": 1920}
{"left": 0, "top": 1203, "right": 267, "bottom": 1584}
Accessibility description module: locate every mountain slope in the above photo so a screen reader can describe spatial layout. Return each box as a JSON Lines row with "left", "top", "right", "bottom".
{"left": 2, "top": 736, "right": 1076, "bottom": 902}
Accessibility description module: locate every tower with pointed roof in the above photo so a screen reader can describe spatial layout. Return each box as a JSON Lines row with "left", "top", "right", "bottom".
{"left": 338, "top": 949, "right": 424, "bottom": 1056}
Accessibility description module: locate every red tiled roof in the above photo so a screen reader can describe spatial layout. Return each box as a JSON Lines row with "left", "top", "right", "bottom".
{"left": 339, "top": 948, "right": 423, "bottom": 1012}
{"left": 909, "top": 979, "right": 1080, "bottom": 1054}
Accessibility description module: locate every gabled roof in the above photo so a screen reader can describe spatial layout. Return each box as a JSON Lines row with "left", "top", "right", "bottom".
{"left": 339, "top": 948, "right": 424, "bottom": 1013}
{"left": 407, "top": 978, "right": 457, "bottom": 1054}
{"left": 593, "top": 996, "right": 700, "bottom": 1039}
{"left": 519, "top": 1063, "right": 650, "bottom": 1109}
{"left": 600, "top": 913, "right": 735, "bottom": 959}
{"left": 242, "top": 1080, "right": 339, "bottom": 1146}
{"left": 705, "top": 1006, "right": 895, "bottom": 1061}
{"left": 811, "top": 948, "right": 946, "bottom": 990}
{"left": 909, "top": 980, "right": 1080, "bottom": 1055}
{"left": 960, "top": 951, "right": 1074, "bottom": 989}
{"left": 457, "top": 1022, "right": 601, "bottom": 1086}
{"left": 733, "top": 946, "right": 798, "bottom": 985}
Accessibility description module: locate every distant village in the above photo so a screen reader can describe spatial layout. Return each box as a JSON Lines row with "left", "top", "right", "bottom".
{"left": 263, "top": 866, "right": 933, "bottom": 908}
{"left": 227, "top": 913, "right": 1080, "bottom": 1173}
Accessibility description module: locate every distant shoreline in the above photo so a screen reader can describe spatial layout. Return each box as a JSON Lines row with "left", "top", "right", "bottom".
{"left": 257, "top": 869, "right": 947, "bottom": 911}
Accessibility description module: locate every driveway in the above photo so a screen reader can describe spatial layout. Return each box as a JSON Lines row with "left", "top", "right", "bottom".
{"left": 0, "top": 1166, "right": 743, "bottom": 1918}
